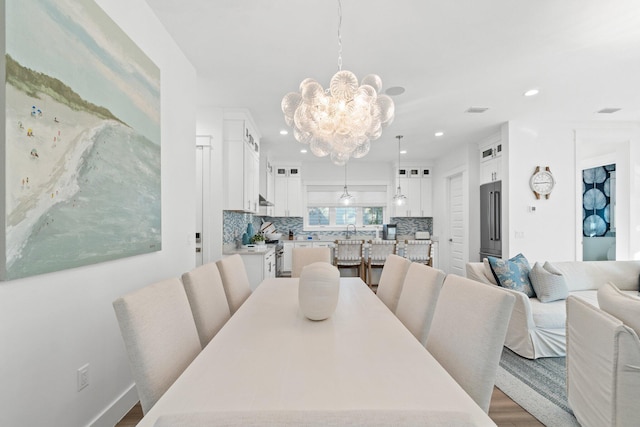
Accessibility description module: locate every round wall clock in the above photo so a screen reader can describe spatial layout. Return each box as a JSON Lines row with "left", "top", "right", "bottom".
{"left": 530, "top": 166, "right": 555, "bottom": 199}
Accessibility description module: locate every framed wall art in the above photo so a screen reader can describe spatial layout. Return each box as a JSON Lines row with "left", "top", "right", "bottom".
{"left": 2, "top": 0, "right": 161, "bottom": 280}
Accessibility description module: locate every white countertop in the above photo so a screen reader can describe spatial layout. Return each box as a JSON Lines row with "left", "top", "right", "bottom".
{"left": 223, "top": 244, "right": 276, "bottom": 255}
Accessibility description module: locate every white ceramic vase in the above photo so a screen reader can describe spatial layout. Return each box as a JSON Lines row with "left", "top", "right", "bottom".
{"left": 298, "top": 262, "right": 340, "bottom": 321}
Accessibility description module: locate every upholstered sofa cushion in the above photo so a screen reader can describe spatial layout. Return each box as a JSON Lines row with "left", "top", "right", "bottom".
{"left": 598, "top": 282, "right": 640, "bottom": 336}
{"left": 487, "top": 253, "right": 535, "bottom": 297}
{"left": 529, "top": 261, "right": 569, "bottom": 303}
{"left": 482, "top": 258, "right": 498, "bottom": 285}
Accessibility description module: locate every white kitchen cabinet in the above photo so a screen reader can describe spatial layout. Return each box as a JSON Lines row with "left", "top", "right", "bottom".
{"left": 313, "top": 241, "right": 333, "bottom": 248}
{"left": 260, "top": 161, "right": 275, "bottom": 216}
{"left": 479, "top": 140, "right": 502, "bottom": 184}
{"left": 264, "top": 249, "right": 276, "bottom": 281}
{"left": 239, "top": 248, "right": 275, "bottom": 291}
{"left": 393, "top": 168, "right": 433, "bottom": 217}
{"left": 223, "top": 112, "right": 261, "bottom": 213}
{"left": 274, "top": 166, "right": 302, "bottom": 217}
{"left": 282, "top": 241, "right": 294, "bottom": 273}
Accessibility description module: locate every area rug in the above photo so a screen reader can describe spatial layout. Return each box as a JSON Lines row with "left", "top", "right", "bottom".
{"left": 494, "top": 347, "right": 580, "bottom": 426}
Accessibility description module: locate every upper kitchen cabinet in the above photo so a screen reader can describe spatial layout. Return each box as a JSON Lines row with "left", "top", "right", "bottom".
{"left": 259, "top": 160, "right": 275, "bottom": 216}
{"left": 274, "top": 166, "right": 302, "bottom": 217}
{"left": 223, "top": 110, "right": 261, "bottom": 213}
{"left": 393, "top": 167, "right": 433, "bottom": 217}
{"left": 479, "top": 136, "right": 502, "bottom": 184}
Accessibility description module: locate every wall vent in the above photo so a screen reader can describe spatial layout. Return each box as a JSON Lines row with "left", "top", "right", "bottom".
{"left": 465, "top": 106, "right": 489, "bottom": 113}
{"left": 597, "top": 108, "right": 621, "bottom": 114}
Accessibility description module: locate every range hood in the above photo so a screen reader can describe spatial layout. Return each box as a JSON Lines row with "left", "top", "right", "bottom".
{"left": 259, "top": 194, "right": 274, "bottom": 206}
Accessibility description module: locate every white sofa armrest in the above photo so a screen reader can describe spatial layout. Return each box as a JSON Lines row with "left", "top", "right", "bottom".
{"left": 465, "top": 262, "right": 490, "bottom": 284}
{"left": 567, "top": 296, "right": 640, "bottom": 427}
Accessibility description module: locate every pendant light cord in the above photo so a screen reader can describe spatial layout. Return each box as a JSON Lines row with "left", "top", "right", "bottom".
{"left": 397, "top": 135, "right": 402, "bottom": 183}
{"left": 337, "top": 0, "right": 343, "bottom": 71}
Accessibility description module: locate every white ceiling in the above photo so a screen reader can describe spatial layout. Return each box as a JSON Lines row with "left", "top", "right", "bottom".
{"left": 144, "top": 0, "right": 640, "bottom": 165}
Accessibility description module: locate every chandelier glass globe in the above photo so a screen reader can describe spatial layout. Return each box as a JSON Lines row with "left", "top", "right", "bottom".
{"left": 282, "top": 72, "right": 394, "bottom": 166}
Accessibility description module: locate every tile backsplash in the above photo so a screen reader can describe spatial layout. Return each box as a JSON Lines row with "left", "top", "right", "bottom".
{"left": 223, "top": 212, "right": 433, "bottom": 243}
{"left": 391, "top": 217, "right": 433, "bottom": 237}
{"left": 223, "top": 211, "right": 263, "bottom": 244}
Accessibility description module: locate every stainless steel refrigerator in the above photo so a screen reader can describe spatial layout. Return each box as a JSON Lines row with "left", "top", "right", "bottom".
{"left": 480, "top": 181, "right": 502, "bottom": 259}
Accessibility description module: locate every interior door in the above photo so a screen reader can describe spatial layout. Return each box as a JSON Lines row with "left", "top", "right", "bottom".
{"left": 196, "top": 136, "right": 213, "bottom": 267}
{"left": 447, "top": 173, "right": 465, "bottom": 275}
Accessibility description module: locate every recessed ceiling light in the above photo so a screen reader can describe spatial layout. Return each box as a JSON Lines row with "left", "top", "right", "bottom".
{"left": 400, "top": 150, "right": 407, "bottom": 154}
{"left": 385, "top": 86, "right": 405, "bottom": 96}
{"left": 523, "top": 88, "right": 539, "bottom": 97}
{"left": 434, "top": 131, "right": 444, "bottom": 137}
{"left": 280, "top": 130, "right": 289, "bottom": 135}
{"left": 300, "top": 149, "right": 307, "bottom": 154}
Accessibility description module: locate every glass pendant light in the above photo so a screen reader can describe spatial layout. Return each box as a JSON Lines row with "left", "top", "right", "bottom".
{"left": 281, "top": 0, "right": 394, "bottom": 165}
{"left": 393, "top": 135, "right": 407, "bottom": 206}
{"left": 339, "top": 163, "right": 354, "bottom": 205}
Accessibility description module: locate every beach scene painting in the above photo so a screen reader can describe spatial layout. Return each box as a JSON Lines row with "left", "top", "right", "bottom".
{"left": 3, "top": 0, "right": 161, "bottom": 280}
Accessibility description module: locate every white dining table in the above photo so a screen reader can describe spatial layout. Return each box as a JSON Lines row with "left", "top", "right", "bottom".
{"left": 136, "top": 277, "right": 495, "bottom": 426}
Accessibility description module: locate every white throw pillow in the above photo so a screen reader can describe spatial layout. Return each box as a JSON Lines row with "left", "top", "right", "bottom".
{"left": 597, "top": 281, "right": 640, "bottom": 337}
{"left": 529, "top": 261, "right": 569, "bottom": 303}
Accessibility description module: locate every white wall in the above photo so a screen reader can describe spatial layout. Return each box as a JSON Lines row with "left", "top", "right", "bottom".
{"left": 504, "top": 121, "right": 577, "bottom": 261}
{"left": 504, "top": 120, "right": 640, "bottom": 263}
{"left": 575, "top": 125, "right": 640, "bottom": 260}
{"left": 0, "top": 1, "right": 197, "bottom": 426}
{"left": 196, "top": 107, "right": 224, "bottom": 262}
{"left": 302, "top": 160, "right": 395, "bottom": 184}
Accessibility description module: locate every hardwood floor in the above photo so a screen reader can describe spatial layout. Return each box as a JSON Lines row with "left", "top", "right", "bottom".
{"left": 115, "top": 386, "right": 543, "bottom": 426}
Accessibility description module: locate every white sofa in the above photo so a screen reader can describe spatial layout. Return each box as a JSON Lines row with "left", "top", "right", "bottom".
{"left": 465, "top": 260, "right": 640, "bottom": 359}
{"left": 566, "top": 291, "right": 640, "bottom": 427}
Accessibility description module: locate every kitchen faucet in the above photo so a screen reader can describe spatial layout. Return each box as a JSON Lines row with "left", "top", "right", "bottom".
{"left": 345, "top": 224, "right": 356, "bottom": 239}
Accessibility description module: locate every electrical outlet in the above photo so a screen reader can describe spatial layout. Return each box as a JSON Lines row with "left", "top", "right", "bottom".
{"left": 77, "top": 364, "right": 89, "bottom": 391}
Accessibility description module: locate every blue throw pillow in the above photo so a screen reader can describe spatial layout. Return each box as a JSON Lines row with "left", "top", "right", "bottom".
{"left": 487, "top": 253, "right": 535, "bottom": 297}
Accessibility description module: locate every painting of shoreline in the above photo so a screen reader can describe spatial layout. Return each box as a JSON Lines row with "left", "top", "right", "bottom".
{"left": 3, "top": 0, "right": 161, "bottom": 280}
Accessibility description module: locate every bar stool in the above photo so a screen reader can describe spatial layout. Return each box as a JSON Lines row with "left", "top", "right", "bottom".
{"left": 365, "top": 240, "right": 397, "bottom": 289}
{"left": 333, "top": 240, "right": 365, "bottom": 280}
{"left": 404, "top": 240, "right": 432, "bottom": 266}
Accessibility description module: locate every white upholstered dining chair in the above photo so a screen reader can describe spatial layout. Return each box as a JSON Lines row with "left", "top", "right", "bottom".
{"left": 395, "top": 263, "right": 445, "bottom": 345}
{"left": 375, "top": 253, "right": 411, "bottom": 312}
{"left": 425, "top": 274, "right": 515, "bottom": 413}
{"left": 112, "top": 277, "right": 201, "bottom": 414}
{"left": 181, "top": 262, "right": 231, "bottom": 349}
{"left": 291, "top": 247, "right": 331, "bottom": 278}
{"left": 216, "top": 254, "right": 252, "bottom": 315}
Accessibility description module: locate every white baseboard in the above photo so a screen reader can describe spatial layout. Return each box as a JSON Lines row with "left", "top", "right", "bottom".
{"left": 90, "top": 384, "right": 139, "bottom": 427}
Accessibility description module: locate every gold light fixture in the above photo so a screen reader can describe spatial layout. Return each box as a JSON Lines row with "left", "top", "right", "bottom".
{"left": 281, "top": 0, "right": 395, "bottom": 166}
{"left": 393, "top": 135, "right": 407, "bottom": 206}
{"left": 339, "top": 163, "right": 354, "bottom": 205}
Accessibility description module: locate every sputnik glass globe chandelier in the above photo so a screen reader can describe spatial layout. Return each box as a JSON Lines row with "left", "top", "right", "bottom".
{"left": 281, "top": 0, "right": 395, "bottom": 166}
